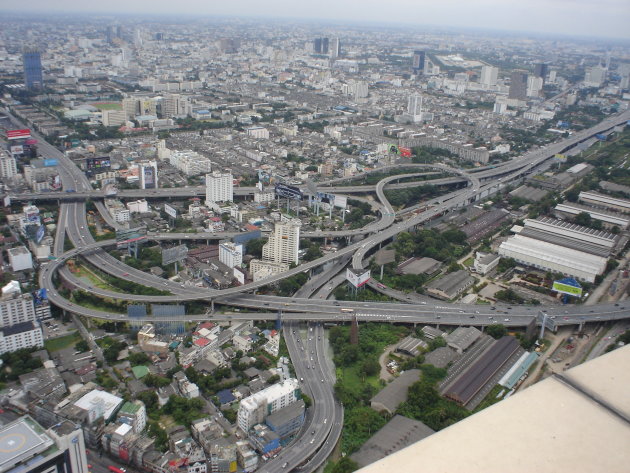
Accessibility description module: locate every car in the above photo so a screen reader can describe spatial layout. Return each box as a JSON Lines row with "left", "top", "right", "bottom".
{"left": 504, "top": 318, "right": 510, "bottom": 322}
{"left": 88, "top": 465, "right": 92, "bottom": 469}
{"left": 122, "top": 272, "right": 129, "bottom": 276}
{"left": 321, "top": 379, "right": 324, "bottom": 383}
{"left": 311, "top": 430, "right": 315, "bottom": 435}
{"left": 563, "top": 316, "right": 569, "bottom": 320}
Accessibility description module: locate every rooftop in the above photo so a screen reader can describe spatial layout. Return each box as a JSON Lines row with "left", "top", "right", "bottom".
{"left": 0, "top": 416, "right": 55, "bottom": 473}
{"left": 370, "top": 369, "right": 421, "bottom": 414}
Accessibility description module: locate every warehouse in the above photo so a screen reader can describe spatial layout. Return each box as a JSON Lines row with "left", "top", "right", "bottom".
{"left": 554, "top": 202, "right": 629, "bottom": 229}
{"left": 522, "top": 217, "right": 617, "bottom": 249}
{"left": 426, "top": 270, "right": 476, "bottom": 300}
{"left": 443, "top": 336, "right": 520, "bottom": 406}
{"left": 578, "top": 191, "right": 630, "bottom": 214}
{"left": 498, "top": 234, "right": 608, "bottom": 282}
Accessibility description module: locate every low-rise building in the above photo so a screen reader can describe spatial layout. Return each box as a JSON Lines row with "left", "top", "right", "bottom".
{"left": 473, "top": 253, "right": 500, "bottom": 275}
{"left": 426, "top": 270, "right": 475, "bottom": 300}
{"left": 370, "top": 369, "right": 421, "bottom": 415}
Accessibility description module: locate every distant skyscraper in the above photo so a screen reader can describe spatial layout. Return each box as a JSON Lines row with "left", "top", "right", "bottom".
{"left": 407, "top": 94, "right": 423, "bottom": 116}
{"left": 533, "top": 63, "right": 548, "bottom": 80}
{"left": 480, "top": 65, "right": 499, "bottom": 87}
{"left": 330, "top": 38, "right": 341, "bottom": 58}
{"left": 313, "top": 38, "right": 322, "bottom": 54}
{"left": 22, "top": 49, "right": 42, "bottom": 90}
{"left": 412, "top": 50, "right": 425, "bottom": 73}
{"left": 321, "top": 37, "right": 329, "bottom": 55}
{"left": 508, "top": 71, "right": 528, "bottom": 100}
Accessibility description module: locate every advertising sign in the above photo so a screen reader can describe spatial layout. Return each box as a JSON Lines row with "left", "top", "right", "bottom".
{"left": 116, "top": 227, "right": 147, "bottom": 249}
{"left": 85, "top": 157, "right": 111, "bottom": 171}
{"left": 233, "top": 267, "right": 245, "bottom": 285}
{"left": 554, "top": 154, "right": 567, "bottom": 162}
{"left": 164, "top": 203, "right": 177, "bottom": 219}
{"left": 10, "top": 145, "right": 23, "bottom": 155}
{"left": 7, "top": 129, "right": 31, "bottom": 140}
{"left": 162, "top": 244, "right": 188, "bottom": 265}
{"left": 333, "top": 195, "right": 347, "bottom": 209}
{"left": 143, "top": 166, "right": 156, "bottom": 189}
{"left": 346, "top": 268, "right": 371, "bottom": 288}
{"left": 275, "top": 183, "right": 303, "bottom": 200}
{"left": 552, "top": 278, "right": 583, "bottom": 297}
{"left": 389, "top": 144, "right": 399, "bottom": 154}
{"left": 32, "top": 288, "right": 48, "bottom": 306}
{"left": 43, "top": 159, "right": 58, "bottom": 167}
{"left": 35, "top": 225, "right": 46, "bottom": 244}
{"left": 398, "top": 146, "right": 412, "bottom": 158}
{"left": 595, "top": 134, "right": 608, "bottom": 141}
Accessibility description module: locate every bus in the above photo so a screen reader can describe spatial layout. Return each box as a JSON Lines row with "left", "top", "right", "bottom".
{"left": 340, "top": 308, "right": 354, "bottom": 313}
{"left": 108, "top": 466, "right": 126, "bottom": 473}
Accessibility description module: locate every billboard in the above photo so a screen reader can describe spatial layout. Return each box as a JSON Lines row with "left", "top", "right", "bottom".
{"left": 552, "top": 278, "right": 583, "bottom": 297}
{"left": 85, "top": 157, "right": 111, "bottom": 172}
{"left": 116, "top": 227, "right": 147, "bottom": 249}
{"left": 275, "top": 183, "right": 303, "bottom": 200}
{"left": 32, "top": 288, "right": 47, "bottom": 306}
{"left": 388, "top": 144, "right": 399, "bottom": 154}
{"left": 346, "top": 268, "right": 371, "bottom": 288}
{"left": 162, "top": 244, "right": 188, "bottom": 265}
{"left": 554, "top": 154, "right": 567, "bottom": 163}
{"left": 7, "top": 129, "right": 31, "bottom": 140}
{"left": 164, "top": 203, "right": 177, "bottom": 219}
{"left": 234, "top": 267, "right": 245, "bottom": 285}
{"left": 398, "top": 146, "right": 412, "bottom": 158}
{"left": 10, "top": 145, "right": 23, "bottom": 155}
{"left": 333, "top": 195, "right": 347, "bottom": 209}
{"left": 143, "top": 166, "right": 156, "bottom": 189}
{"left": 35, "top": 225, "right": 46, "bottom": 244}
{"left": 43, "top": 159, "right": 58, "bottom": 167}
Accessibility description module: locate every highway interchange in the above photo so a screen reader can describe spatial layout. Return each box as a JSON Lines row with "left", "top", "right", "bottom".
{"left": 4, "top": 106, "right": 630, "bottom": 472}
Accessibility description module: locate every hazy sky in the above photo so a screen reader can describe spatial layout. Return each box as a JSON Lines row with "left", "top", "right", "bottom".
{"left": 4, "top": 0, "right": 630, "bottom": 40}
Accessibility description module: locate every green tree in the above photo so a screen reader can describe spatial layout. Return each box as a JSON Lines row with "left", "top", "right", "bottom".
{"left": 486, "top": 324, "right": 507, "bottom": 339}
{"left": 74, "top": 340, "right": 89, "bottom": 353}
{"left": 329, "top": 457, "right": 360, "bottom": 473}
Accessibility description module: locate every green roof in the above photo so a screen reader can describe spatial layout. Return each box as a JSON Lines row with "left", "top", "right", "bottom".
{"left": 132, "top": 365, "right": 149, "bottom": 379}
{"left": 119, "top": 401, "right": 141, "bottom": 414}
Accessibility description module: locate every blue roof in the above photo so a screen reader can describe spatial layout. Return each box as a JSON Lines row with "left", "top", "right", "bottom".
{"left": 217, "top": 389, "right": 236, "bottom": 404}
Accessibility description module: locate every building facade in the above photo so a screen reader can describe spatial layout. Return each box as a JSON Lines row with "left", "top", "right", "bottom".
{"left": 205, "top": 171, "right": 233, "bottom": 204}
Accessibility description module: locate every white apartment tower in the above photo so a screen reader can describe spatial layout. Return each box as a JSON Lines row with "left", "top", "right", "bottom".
{"left": 262, "top": 220, "right": 301, "bottom": 265}
{"left": 237, "top": 379, "right": 300, "bottom": 433}
{"left": 480, "top": 65, "right": 499, "bottom": 87}
{"left": 0, "top": 153, "right": 17, "bottom": 178}
{"left": 219, "top": 242, "right": 243, "bottom": 269}
{"left": 205, "top": 171, "right": 234, "bottom": 205}
{"left": 407, "top": 94, "right": 423, "bottom": 117}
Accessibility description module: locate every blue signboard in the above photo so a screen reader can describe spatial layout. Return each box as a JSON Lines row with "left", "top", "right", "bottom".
{"left": 32, "top": 288, "right": 48, "bottom": 306}
{"left": 35, "top": 225, "right": 45, "bottom": 244}
{"left": 43, "top": 159, "right": 58, "bottom": 167}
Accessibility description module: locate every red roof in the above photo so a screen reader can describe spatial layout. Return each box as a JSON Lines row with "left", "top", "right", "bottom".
{"left": 198, "top": 322, "right": 216, "bottom": 330}
{"left": 194, "top": 338, "right": 210, "bottom": 347}
{"left": 245, "top": 224, "right": 259, "bottom": 231}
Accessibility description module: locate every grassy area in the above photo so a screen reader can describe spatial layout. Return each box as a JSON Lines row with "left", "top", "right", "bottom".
{"left": 462, "top": 257, "right": 474, "bottom": 267}
{"left": 44, "top": 331, "right": 82, "bottom": 352}
{"left": 337, "top": 364, "right": 381, "bottom": 393}
{"left": 74, "top": 265, "right": 119, "bottom": 292}
{"left": 93, "top": 102, "right": 122, "bottom": 111}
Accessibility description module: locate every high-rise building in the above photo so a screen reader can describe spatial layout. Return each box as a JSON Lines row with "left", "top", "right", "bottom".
{"left": 412, "top": 51, "right": 425, "bottom": 73}
{"left": 0, "top": 152, "right": 18, "bottom": 178}
{"left": 508, "top": 71, "right": 528, "bottom": 100}
{"left": 23, "top": 49, "right": 43, "bottom": 90}
{"left": 262, "top": 219, "right": 301, "bottom": 265}
{"left": 205, "top": 171, "right": 234, "bottom": 205}
{"left": 322, "top": 37, "right": 329, "bottom": 54}
{"left": 533, "top": 63, "right": 548, "bottom": 80}
{"left": 407, "top": 94, "right": 423, "bottom": 117}
{"left": 162, "top": 94, "right": 189, "bottom": 119}
{"left": 330, "top": 38, "right": 341, "bottom": 58}
{"left": 219, "top": 242, "right": 243, "bottom": 269}
{"left": 139, "top": 161, "right": 158, "bottom": 189}
{"left": 313, "top": 38, "right": 322, "bottom": 54}
{"left": 480, "top": 65, "right": 499, "bottom": 87}
{"left": 584, "top": 66, "right": 606, "bottom": 87}
{"left": 237, "top": 379, "right": 300, "bottom": 433}
{"left": 0, "top": 416, "right": 89, "bottom": 473}
{"left": 526, "top": 76, "right": 544, "bottom": 98}
{"left": 0, "top": 291, "right": 37, "bottom": 328}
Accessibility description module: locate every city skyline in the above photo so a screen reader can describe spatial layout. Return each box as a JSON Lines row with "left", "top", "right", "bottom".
{"left": 3, "top": 0, "right": 630, "bottom": 41}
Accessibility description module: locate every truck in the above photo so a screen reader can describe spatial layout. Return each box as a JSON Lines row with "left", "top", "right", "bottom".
{"left": 108, "top": 466, "right": 126, "bottom": 473}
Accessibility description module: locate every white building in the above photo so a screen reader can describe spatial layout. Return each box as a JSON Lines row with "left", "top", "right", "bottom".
{"left": 254, "top": 190, "right": 275, "bottom": 203}
{"left": 170, "top": 150, "right": 212, "bottom": 176}
{"left": 0, "top": 321, "right": 43, "bottom": 354}
{"left": 219, "top": 242, "right": 243, "bottom": 269}
{"left": 245, "top": 126, "right": 269, "bottom": 139}
{"left": 584, "top": 66, "right": 606, "bottom": 87}
{"left": 498, "top": 234, "right": 607, "bottom": 283}
{"left": 8, "top": 246, "right": 33, "bottom": 272}
{"left": 102, "top": 109, "right": 127, "bottom": 127}
{"left": 0, "top": 152, "right": 18, "bottom": 178}
{"left": 237, "top": 378, "right": 300, "bottom": 433}
{"left": 0, "top": 293, "right": 37, "bottom": 328}
{"left": 113, "top": 208, "right": 131, "bottom": 223}
{"left": 127, "top": 199, "right": 149, "bottom": 214}
{"left": 473, "top": 253, "right": 501, "bottom": 275}
{"left": 205, "top": 171, "right": 233, "bottom": 205}
{"left": 162, "top": 94, "right": 190, "bottom": 119}
{"left": 139, "top": 161, "right": 158, "bottom": 189}
{"left": 526, "top": 76, "right": 544, "bottom": 98}
{"left": 262, "top": 219, "right": 301, "bottom": 265}
{"left": 249, "top": 260, "right": 290, "bottom": 282}
{"left": 480, "top": 65, "right": 498, "bottom": 87}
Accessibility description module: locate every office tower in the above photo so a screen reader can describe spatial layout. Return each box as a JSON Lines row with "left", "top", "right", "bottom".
{"left": 508, "top": 71, "right": 528, "bottom": 100}
{"left": 237, "top": 379, "right": 300, "bottom": 432}
{"left": 23, "top": 49, "right": 43, "bottom": 90}
{"left": 330, "top": 38, "right": 341, "bottom": 58}
{"left": 480, "top": 65, "right": 499, "bottom": 87}
{"left": 139, "top": 161, "right": 158, "bottom": 189}
{"left": 0, "top": 416, "right": 89, "bottom": 473}
{"left": 313, "top": 38, "right": 322, "bottom": 54}
{"left": 162, "top": 94, "right": 189, "bottom": 119}
{"left": 412, "top": 50, "right": 425, "bottom": 73}
{"left": 407, "top": 94, "right": 423, "bottom": 117}
{"left": 219, "top": 242, "right": 243, "bottom": 269}
{"left": 205, "top": 171, "right": 234, "bottom": 205}
{"left": 533, "top": 63, "right": 548, "bottom": 80}
{"left": 262, "top": 220, "right": 301, "bottom": 265}
{"left": 353, "top": 81, "right": 369, "bottom": 100}
{"left": 605, "top": 51, "right": 611, "bottom": 70}
{"left": 322, "top": 37, "right": 329, "bottom": 54}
